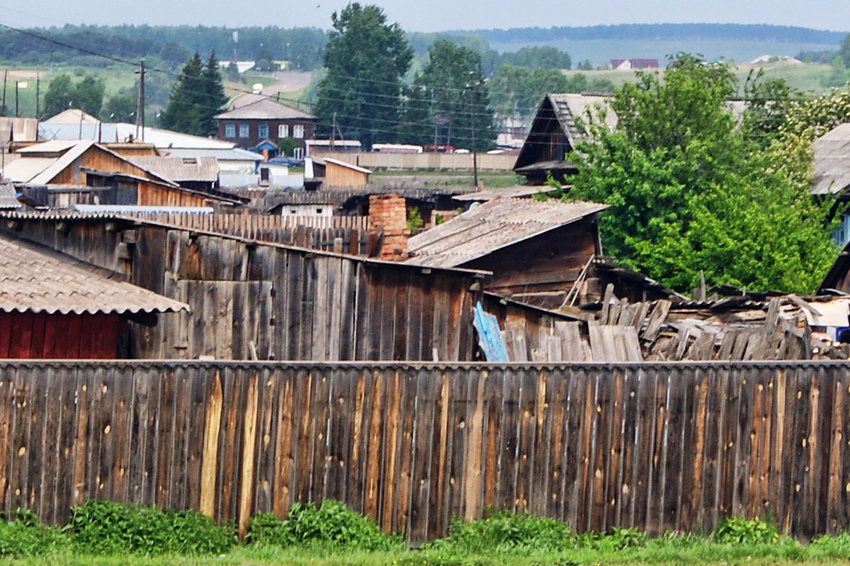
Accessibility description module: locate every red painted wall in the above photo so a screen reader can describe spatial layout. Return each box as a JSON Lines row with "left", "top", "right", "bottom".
{"left": 0, "top": 312, "right": 124, "bottom": 359}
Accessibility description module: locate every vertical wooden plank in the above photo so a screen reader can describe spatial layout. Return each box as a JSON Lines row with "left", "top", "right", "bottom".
{"left": 408, "top": 368, "right": 436, "bottom": 546}
{"left": 238, "top": 372, "right": 259, "bottom": 539}
{"left": 381, "top": 371, "right": 402, "bottom": 531}
{"left": 200, "top": 371, "right": 223, "bottom": 518}
{"left": 364, "top": 371, "right": 385, "bottom": 523}
{"left": 273, "top": 369, "right": 296, "bottom": 518}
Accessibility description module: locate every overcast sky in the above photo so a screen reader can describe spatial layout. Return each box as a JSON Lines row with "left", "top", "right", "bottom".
{"left": 0, "top": 0, "right": 847, "bottom": 32}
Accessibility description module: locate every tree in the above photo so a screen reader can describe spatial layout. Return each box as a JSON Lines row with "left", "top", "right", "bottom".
{"left": 569, "top": 54, "right": 836, "bottom": 294}
{"left": 839, "top": 32, "right": 850, "bottom": 67}
{"left": 400, "top": 40, "right": 495, "bottom": 151}
{"left": 103, "top": 90, "right": 137, "bottom": 122}
{"left": 161, "top": 51, "right": 227, "bottom": 136}
{"left": 42, "top": 73, "right": 105, "bottom": 119}
{"left": 314, "top": 3, "right": 413, "bottom": 148}
{"left": 43, "top": 74, "right": 75, "bottom": 118}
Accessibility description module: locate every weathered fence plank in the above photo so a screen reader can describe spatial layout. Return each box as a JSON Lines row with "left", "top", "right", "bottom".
{"left": 0, "top": 361, "right": 849, "bottom": 544}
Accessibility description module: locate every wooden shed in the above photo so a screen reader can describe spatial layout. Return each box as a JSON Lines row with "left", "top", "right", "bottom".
{"left": 0, "top": 211, "right": 485, "bottom": 361}
{"left": 0, "top": 235, "right": 188, "bottom": 358}
{"left": 3, "top": 140, "right": 238, "bottom": 208}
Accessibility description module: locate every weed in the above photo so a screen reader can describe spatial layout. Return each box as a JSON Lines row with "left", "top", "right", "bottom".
{"left": 0, "top": 508, "right": 65, "bottom": 557}
{"left": 247, "top": 500, "right": 402, "bottom": 551}
{"left": 65, "top": 499, "right": 236, "bottom": 556}
{"left": 713, "top": 516, "right": 779, "bottom": 545}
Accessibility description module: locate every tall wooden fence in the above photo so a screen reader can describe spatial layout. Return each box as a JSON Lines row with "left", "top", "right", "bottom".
{"left": 1, "top": 361, "right": 849, "bottom": 543}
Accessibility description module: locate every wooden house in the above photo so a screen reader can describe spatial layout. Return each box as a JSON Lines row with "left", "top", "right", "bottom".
{"left": 0, "top": 234, "right": 187, "bottom": 358}
{"left": 0, "top": 211, "right": 484, "bottom": 362}
{"left": 406, "top": 197, "right": 676, "bottom": 308}
{"left": 2, "top": 140, "right": 240, "bottom": 208}
{"left": 513, "top": 94, "right": 615, "bottom": 185}
{"left": 304, "top": 157, "right": 371, "bottom": 190}
{"left": 812, "top": 122, "right": 850, "bottom": 245}
{"left": 215, "top": 96, "right": 316, "bottom": 157}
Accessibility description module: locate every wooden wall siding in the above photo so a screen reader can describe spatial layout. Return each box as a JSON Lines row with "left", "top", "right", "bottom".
{"left": 0, "top": 361, "right": 849, "bottom": 541}
{"left": 0, "top": 219, "right": 477, "bottom": 361}
{"left": 129, "top": 213, "right": 369, "bottom": 254}
{"left": 0, "top": 313, "right": 123, "bottom": 358}
{"left": 136, "top": 183, "right": 210, "bottom": 208}
{"left": 325, "top": 163, "right": 368, "bottom": 188}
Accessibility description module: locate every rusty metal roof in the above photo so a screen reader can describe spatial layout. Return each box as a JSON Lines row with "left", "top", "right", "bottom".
{"left": 0, "top": 235, "right": 189, "bottom": 315}
{"left": 405, "top": 197, "right": 608, "bottom": 268}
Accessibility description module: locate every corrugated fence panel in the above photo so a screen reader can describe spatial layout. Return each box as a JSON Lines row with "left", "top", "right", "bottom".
{"left": 0, "top": 361, "right": 849, "bottom": 543}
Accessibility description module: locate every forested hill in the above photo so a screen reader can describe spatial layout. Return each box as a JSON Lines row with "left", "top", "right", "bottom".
{"left": 472, "top": 24, "right": 847, "bottom": 45}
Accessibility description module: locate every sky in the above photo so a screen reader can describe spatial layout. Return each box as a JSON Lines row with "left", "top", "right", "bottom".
{"left": 0, "top": 0, "right": 848, "bottom": 32}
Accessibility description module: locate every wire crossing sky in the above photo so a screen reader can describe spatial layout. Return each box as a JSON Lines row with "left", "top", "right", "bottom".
{"left": 1, "top": 0, "right": 847, "bottom": 33}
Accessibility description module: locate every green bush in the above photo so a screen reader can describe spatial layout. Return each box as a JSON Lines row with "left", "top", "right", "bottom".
{"left": 66, "top": 499, "right": 236, "bottom": 555}
{"left": 713, "top": 516, "right": 779, "bottom": 545}
{"left": 248, "top": 500, "right": 402, "bottom": 551}
{"left": 0, "top": 508, "right": 64, "bottom": 557}
{"left": 424, "top": 510, "right": 572, "bottom": 554}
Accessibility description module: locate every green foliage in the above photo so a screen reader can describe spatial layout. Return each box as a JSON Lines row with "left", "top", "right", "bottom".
{"left": 42, "top": 73, "right": 105, "bottom": 119}
{"left": 66, "top": 499, "right": 235, "bottom": 556}
{"left": 102, "top": 90, "right": 137, "bottom": 122}
{"left": 407, "top": 207, "right": 424, "bottom": 235}
{"left": 713, "top": 516, "right": 779, "bottom": 545}
{"left": 401, "top": 40, "right": 495, "bottom": 150}
{"left": 499, "top": 46, "right": 572, "bottom": 70}
{"left": 570, "top": 53, "right": 837, "bottom": 294}
{"left": 572, "top": 526, "right": 646, "bottom": 551}
{"left": 160, "top": 51, "right": 227, "bottom": 136}
{"left": 0, "top": 508, "right": 64, "bottom": 557}
{"left": 839, "top": 32, "right": 850, "bottom": 68}
{"left": 278, "top": 136, "right": 298, "bottom": 157}
{"left": 821, "top": 55, "right": 850, "bottom": 88}
{"left": 424, "top": 510, "right": 572, "bottom": 554}
{"left": 315, "top": 3, "right": 413, "bottom": 148}
{"left": 247, "top": 500, "right": 402, "bottom": 551}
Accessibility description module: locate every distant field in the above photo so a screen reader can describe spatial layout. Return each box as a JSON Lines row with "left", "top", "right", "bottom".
{"left": 492, "top": 39, "right": 839, "bottom": 67}
{"left": 564, "top": 59, "right": 839, "bottom": 97}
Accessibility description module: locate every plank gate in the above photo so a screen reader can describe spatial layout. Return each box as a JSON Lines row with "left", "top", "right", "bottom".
{"left": 0, "top": 361, "right": 848, "bottom": 544}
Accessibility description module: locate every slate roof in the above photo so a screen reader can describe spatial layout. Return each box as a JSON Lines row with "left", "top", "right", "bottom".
{"left": 0, "top": 183, "right": 21, "bottom": 210}
{"left": 812, "top": 122, "right": 850, "bottom": 196}
{"left": 215, "top": 98, "right": 315, "bottom": 121}
{"left": 405, "top": 197, "right": 608, "bottom": 268}
{"left": 0, "top": 235, "right": 189, "bottom": 315}
{"left": 128, "top": 156, "right": 219, "bottom": 183}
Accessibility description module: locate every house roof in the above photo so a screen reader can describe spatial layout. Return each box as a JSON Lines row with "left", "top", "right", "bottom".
{"left": 0, "top": 235, "right": 189, "bottom": 315}
{"left": 43, "top": 109, "right": 100, "bottom": 124}
{"left": 454, "top": 185, "right": 568, "bottom": 202}
{"left": 323, "top": 157, "right": 371, "bottom": 175}
{"left": 127, "top": 156, "right": 219, "bottom": 183}
{"left": 513, "top": 93, "right": 616, "bottom": 173}
{"left": 215, "top": 98, "right": 315, "bottom": 121}
{"left": 163, "top": 147, "right": 262, "bottom": 162}
{"left": 405, "top": 197, "right": 608, "bottom": 268}
{"left": 0, "top": 183, "right": 21, "bottom": 210}
{"left": 39, "top": 121, "right": 237, "bottom": 150}
{"left": 812, "top": 122, "right": 850, "bottom": 196}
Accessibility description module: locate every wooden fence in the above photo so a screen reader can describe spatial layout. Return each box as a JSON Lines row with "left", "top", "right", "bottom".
{"left": 1, "top": 361, "right": 849, "bottom": 542}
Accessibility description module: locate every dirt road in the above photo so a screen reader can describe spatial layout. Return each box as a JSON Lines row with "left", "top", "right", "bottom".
{"left": 265, "top": 71, "right": 313, "bottom": 95}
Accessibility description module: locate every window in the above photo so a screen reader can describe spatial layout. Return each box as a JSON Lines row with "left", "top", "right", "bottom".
{"left": 278, "top": 124, "right": 289, "bottom": 138}
{"left": 258, "top": 124, "right": 269, "bottom": 139}
{"left": 224, "top": 123, "right": 236, "bottom": 138}
{"left": 239, "top": 124, "right": 250, "bottom": 138}
{"left": 293, "top": 147, "right": 303, "bottom": 159}
{"left": 293, "top": 124, "right": 305, "bottom": 139}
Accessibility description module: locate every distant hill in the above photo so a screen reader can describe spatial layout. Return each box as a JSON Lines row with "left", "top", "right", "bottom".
{"left": 470, "top": 24, "right": 847, "bottom": 45}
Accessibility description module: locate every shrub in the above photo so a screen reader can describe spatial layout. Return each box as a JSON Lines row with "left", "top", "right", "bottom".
{"left": 66, "top": 499, "right": 236, "bottom": 555}
{"left": 713, "top": 516, "right": 779, "bottom": 545}
{"left": 248, "top": 500, "right": 402, "bottom": 551}
{"left": 0, "top": 508, "right": 64, "bottom": 557}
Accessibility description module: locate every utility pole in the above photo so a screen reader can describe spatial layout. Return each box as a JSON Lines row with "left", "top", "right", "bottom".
{"left": 35, "top": 72, "right": 39, "bottom": 121}
{"left": 135, "top": 59, "right": 146, "bottom": 142}
{"left": 467, "top": 72, "right": 479, "bottom": 189}
{"left": 331, "top": 112, "right": 336, "bottom": 149}
{"left": 15, "top": 81, "right": 19, "bottom": 118}
{"left": 2, "top": 70, "right": 7, "bottom": 117}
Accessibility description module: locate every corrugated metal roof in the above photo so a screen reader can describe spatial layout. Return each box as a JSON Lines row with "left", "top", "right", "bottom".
{"left": 215, "top": 98, "right": 315, "bottom": 121}
{"left": 39, "top": 121, "right": 237, "bottom": 150}
{"left": 812, "top": 123, "right": 850, "bottom": 196}
{"left": 0, "top": 183, "right": 21, "bottom": 210}
{"left": 17, "top": 139, "right": 83, "bottom": 154}
{"left": 0, "top": 235, "right": 189, "bottom": 315}
{"left": 163, "top": 147, "right": 262, "bottom": 162}
{"left": 405, "top": 197, "right": 608, "bottom": 268}
{"left": 128, "top": 156, "right": 219, "bottom": 182}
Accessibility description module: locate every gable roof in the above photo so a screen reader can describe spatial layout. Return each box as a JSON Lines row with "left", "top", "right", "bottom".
{"left": 513, "top": 93, "right": 616, "bottom": 174}
{"left": 0, "top": 235, "right": 188, "bottom": 315}
{"left": 215, "top": 98, "right": 315, "bottom": 121}
{"left": 127, "top": 156, "right": 219, "bottom": 183}
{"left": 405, "top": 197, "right": 608, "bottom": 268}
{"left": 812, "top": 122, "right": 850, "bottom": 196}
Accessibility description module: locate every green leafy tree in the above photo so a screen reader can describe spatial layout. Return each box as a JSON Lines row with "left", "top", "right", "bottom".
{"left": 161, "top": 51, "right": 226, "bottom": 136}
{"left": 103, "top": 90, "right": 137, "bottom": 122}
{"left": 839, "top": 32, "right": 850, "bottom": 67}
{"left": 314, "top": 3, "right": 413, "bottom": 148}
{"left": 72, "top": 75, "right": 106, "bottom": 117}
{"left": 401, "top": 40, "right": 495, "bottom": 150}
{"left": 42, "top": 74, "right": 75, "bottom": 118}
{"left": 570, "top": 53, "right": 836, "bottom": 294}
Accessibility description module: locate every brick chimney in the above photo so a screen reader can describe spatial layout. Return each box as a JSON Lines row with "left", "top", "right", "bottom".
{"left": 368, "top": 194, "right": 409, "bottom": 261}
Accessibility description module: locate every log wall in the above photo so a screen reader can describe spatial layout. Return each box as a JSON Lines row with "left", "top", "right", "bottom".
{"left": 1, "top": 360, "right": 848, "bottom": 543}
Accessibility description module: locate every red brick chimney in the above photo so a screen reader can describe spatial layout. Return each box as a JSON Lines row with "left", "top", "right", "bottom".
{"left": 368, "top": 194, "right": 409, "bottom": 261}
